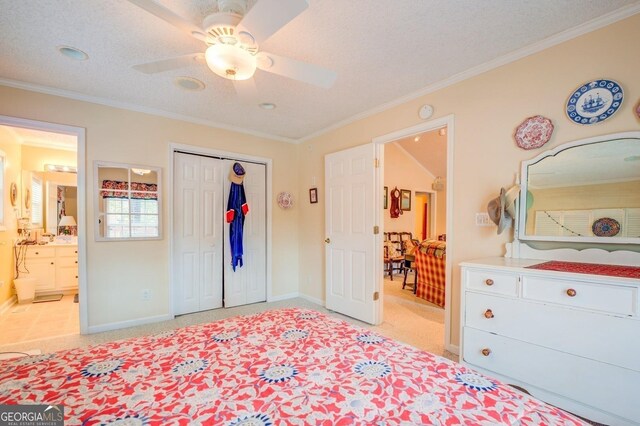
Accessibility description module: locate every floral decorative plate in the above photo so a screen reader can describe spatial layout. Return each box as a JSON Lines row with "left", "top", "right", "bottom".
{"left": 635, "top": 99, "right": 640, "bottom": 119}
{"left": 514, "top": 115, "right": 554, "bottom": 150}
{"left": 566, "top": 79, "right": 623, "bottom": 125}
{"left": 277, "top": 191, "right": 294, "bottom": 209}
{"left": 592, "top": 217, "right": 620, "bottom": 237}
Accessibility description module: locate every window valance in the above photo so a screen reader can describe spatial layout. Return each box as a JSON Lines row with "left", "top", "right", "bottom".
{"left": 101, "top": 180, "right": 158, "bottom": 200}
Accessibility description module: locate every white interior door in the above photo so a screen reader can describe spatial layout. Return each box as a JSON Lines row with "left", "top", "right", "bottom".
{"left": 173, "top": 153, "right": 224, "bottom": 315}
{"left": 223, "top": 160, "right": 267, "bottom": 307}
{"left": 325, "top": 144, "right": 377, "bottom": 324}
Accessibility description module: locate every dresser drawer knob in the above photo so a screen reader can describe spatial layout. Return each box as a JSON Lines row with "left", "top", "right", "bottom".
{"left": 484, "top": 309, "right": 494, "bottom": 319}
{"left": 75, "top": 260, "right": 78, "bottom": 264}
{"left": 481, "top": 348, "right": 491, "bottom": 356}
{"left": 35, "top": 252, "right": 39, "bottom": 255}
{"left": 566, "top": 288, "right": 577, "bottom": 297}
{"left": 50, "top": 262, "right": 54, "bottom": 265}
{"left": 485, "top": 279, "right": 494, "bottom": 286}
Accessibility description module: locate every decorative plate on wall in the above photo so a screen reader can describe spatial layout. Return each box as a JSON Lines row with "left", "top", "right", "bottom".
{"left": 277, "top": 191, "right": 294, "bottom": 209}
{"left": 514, "top": 115, "right": 554, "bottom": 150}
{"left": 566, "top": 79, "right": 623, "bottom": 125}
{"left": 592, "top": 217, "right": 620, "bottom": 237}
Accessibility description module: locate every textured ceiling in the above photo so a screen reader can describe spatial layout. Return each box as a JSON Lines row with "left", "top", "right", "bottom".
{"left": 0, "top": 0, "right": 638, "bottom": 141}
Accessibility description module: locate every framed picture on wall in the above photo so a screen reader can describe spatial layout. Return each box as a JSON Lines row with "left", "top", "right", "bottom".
{"left": 400, "top": 189, "right": 411, "bottom": 211}
{"left": 383, "top": 186, "right": 388, "bottom": 209}
{"left": 309, "top": 187, "right": 318, "bottom": 204}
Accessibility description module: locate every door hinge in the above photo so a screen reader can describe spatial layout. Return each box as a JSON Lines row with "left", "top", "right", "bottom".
{"left": 373, "top": 291, "right": 379, "bottom": 301}
{"left": 373, "top": 225, "right": 379, "bottom": 234}
{"left": 374, "top": 158, "right": 379, "bottom": 168}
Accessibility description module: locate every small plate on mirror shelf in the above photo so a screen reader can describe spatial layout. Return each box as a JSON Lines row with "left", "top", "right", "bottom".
{"left": 592, "top": 217, "right": 620, "bottom": 237}
{"left": 514, "top": 115, "right": 554, "bottom": 150}
{"left": 566, "top": 79, "right": 623, "bottom": 125}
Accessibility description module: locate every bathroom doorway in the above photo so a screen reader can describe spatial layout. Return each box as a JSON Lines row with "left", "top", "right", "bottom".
{"left": 0, "top": 115, "right": 86, "bottom": 348}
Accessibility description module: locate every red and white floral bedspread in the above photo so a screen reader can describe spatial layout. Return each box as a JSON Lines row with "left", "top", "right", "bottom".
{"left": 0, "top": 309, "right": 586, "bottom": 425}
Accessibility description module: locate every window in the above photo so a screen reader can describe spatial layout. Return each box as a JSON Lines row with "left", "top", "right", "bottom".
{"left": 31, "top": 175, "right": 43, "bottom": 226}
{"left": 95, "top": 162, "right": 161, "bottom": 241}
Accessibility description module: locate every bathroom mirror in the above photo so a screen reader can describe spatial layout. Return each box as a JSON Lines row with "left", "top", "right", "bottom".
{"left": 518, "top": 131, "right": 640, "bottom": 244}
{"left": 94, "top": 161, "right": 161, "bottom": 241}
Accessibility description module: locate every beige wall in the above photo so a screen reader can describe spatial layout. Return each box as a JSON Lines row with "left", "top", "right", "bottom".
{"left": 0, "top": 85, "right": 300, "bottom": 329}
{"left": 383, "top": 144, "right": 434, "bottom": 234}
{"left": 297, "top": 14, "right": 640, "bottom": 346}
{"left": 0, "top": 127, "right": 21, "bottom": 307}
{"left": 22, "top": 145, "right": 76, "bottom": 171}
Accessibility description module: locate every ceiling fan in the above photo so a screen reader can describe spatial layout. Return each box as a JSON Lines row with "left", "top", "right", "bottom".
{"left": 128, "top": 0, "right": 336, "bottom": 95}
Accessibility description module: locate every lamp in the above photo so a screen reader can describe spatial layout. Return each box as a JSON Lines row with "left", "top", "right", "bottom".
{"left": 58, "top": 215, "right": 77, "bottom": 235}
{"left": 205, "top": 44, "right": 256, "bottom": 80}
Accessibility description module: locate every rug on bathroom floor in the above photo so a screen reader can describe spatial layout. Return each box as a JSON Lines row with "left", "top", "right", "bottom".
{"left": 33, "top": 294, "right": 63, "bottom": 303}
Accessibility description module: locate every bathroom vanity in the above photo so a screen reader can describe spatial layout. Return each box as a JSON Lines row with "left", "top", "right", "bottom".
{"left": 20, "top": 243, "right": 78, "bottom": 295}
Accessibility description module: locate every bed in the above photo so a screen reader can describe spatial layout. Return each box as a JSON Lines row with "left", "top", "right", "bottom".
{"left": 0, "top": 309, "right": 586, "bottom": 425}
{"left": 415, "top": 239, "right": 446, "bottom": 307}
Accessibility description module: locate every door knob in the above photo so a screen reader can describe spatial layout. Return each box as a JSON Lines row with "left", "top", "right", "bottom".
{"left": 325, "top": 238, "right": 330, "bottom": 243}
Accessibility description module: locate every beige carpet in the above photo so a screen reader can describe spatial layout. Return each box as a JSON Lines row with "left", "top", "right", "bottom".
{"left": 0, "top": 295, "right": 455, "bottom": 362}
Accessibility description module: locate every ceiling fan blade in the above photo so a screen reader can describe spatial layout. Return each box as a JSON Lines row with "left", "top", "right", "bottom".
{"left": 257, "top": 52, "right": 336, "bottom": 88}
{"left": 127, "top": 0, "right": 206, "bottom": 41}
{"left": 232, "top": 79, "right": 259, "bottom": 103}
{"left": 237, "top": 0, "right": 309, "bottom": 44}
{"left": 133, "top": 53, "right": 204, "bottom": 74}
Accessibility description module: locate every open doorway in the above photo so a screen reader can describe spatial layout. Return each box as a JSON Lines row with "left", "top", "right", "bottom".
{"left": 374, "top": 116, "right": 455, "bottom": 356}
{"left": 0, "top": 115, "right": 86, "bottom": 349}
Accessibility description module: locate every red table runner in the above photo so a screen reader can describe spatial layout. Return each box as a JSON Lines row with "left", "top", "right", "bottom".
{"left": 526, "top": 260, "right": 640, "bottom": 279}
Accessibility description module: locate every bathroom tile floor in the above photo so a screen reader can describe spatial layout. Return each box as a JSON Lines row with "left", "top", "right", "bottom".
{"left": 0, "top": 295, "right": 79, "bottom": 346}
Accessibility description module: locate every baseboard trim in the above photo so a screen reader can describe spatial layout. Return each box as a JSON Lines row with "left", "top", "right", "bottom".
{"left": 86, "top": 313, "right": 174, "bottom": 334}
{"left": 446, "top": 343, "right": 460, "bottom": 356}
{"left": 0, "top": 295, "right": 17, "bottom": 315}
{"left": 267, "top": 292, "right": 299, "bottom": 302}
{"left": 298, "top": 293, "right": 325, "bottom": 307}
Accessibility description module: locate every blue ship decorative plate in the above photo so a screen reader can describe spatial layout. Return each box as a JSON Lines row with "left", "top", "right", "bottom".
{"left": 566, "top": 79, "right": 623, "bottom": 125}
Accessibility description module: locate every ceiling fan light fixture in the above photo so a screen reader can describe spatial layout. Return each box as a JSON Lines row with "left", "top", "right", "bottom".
{"left": 205, "top": 44, "right": 256, "bottom": 80}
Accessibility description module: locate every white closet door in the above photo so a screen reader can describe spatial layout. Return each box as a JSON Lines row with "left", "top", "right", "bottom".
{"left": 223, "top": 160, "right": 266, "bottom": 307}
{"left": 173, "top": 153, "right": 223, "bottom": 315}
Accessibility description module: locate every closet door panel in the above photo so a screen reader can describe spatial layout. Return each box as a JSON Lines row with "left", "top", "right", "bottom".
{"left": 199, "top": 157, "right": 223, "bottom": 311}
{"left": 223, "top": 160, "right": 267, "bottom": 307}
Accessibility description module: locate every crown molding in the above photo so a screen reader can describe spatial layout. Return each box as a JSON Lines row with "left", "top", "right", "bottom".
{"left": 298, "top": 4, "right": 640, "bottom": 143}
{"left": 0, "top": 78, "right": 296, "bottom": 144}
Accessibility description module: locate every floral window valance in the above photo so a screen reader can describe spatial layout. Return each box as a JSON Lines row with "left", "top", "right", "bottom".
{"left": 101, "top": 180, "right": 158, "bottom": 200}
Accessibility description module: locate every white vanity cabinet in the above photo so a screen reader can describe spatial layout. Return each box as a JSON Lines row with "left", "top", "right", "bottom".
{"left": 460, "top": 257, "right": 640, "bottom": 426}
{"left": 21, "top": 244, "right": 78, "bottom": 294}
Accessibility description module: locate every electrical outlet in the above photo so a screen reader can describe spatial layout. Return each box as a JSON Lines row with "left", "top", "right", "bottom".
{"left": 141, "top": 289, "right": 152, "bottom": 301}
{"left": 475, "top": 212, "right": 493, "bottom": 227}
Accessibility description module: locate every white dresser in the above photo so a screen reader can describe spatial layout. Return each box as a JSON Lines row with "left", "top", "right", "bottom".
{"left": 20, "top": 244, "right": 79, "bottom": 294}
{"left": 460, "top": 256, "right": 640, "bottom": 426}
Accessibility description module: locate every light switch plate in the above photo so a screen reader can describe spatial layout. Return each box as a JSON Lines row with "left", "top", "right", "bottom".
{"left": 475, "top": 212, "right": 492, "bottom": 226}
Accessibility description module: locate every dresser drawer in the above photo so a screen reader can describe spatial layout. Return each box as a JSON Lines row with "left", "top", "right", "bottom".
{"left": 25, "top": 246, "right": 55, "bottom": 259}
{"left": 521, "top": 276, "right": 636, "bottom": 316}
{"left": 464, "top": 268, "right": 517, "bottom": 296}
{"left": 56, "top": 246, "right": 78, "bottom": 257}
{"left": 56, "top": 257, "right": 78, "bottom": 268}
{"left": 463, "top": 327, "right": 640, "bottom": 423}
{"left": 464, "top": 292, "right": 640, "bottom": 372}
